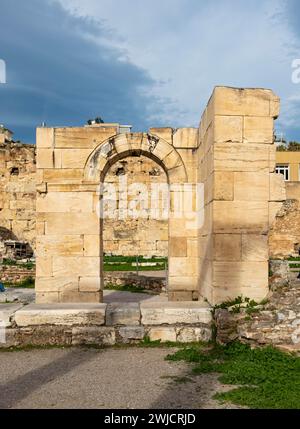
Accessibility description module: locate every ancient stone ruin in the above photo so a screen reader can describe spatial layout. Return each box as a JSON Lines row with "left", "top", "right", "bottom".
{"left": 3, "top": 85, "right": 300, "bottom": 348}
{"left": 34, "top": 86, "right": 283, "bottom": 305}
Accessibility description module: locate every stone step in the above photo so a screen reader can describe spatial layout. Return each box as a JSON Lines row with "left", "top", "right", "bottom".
{"left": 13, "top": 301, "right": 212, "bottom": 328}
{"left": 140, "top": 301, "right": 212, "bottom": 325}
{"left": 14, "top": 304, "right": 107, "bottom": 327}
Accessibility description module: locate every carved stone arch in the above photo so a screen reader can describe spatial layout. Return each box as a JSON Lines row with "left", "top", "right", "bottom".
{"left": 83, "top": 132, "right": 188, "bottom": 184}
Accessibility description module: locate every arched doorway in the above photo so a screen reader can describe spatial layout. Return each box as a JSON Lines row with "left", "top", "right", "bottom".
{"left": 83, "top": 132, "right": 198, "bottom": 303}
{"left": 101, "top": 153, "right": 169, "bottom": 302}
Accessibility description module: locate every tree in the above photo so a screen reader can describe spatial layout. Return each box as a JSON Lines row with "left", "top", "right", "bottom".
{"left": 87, "top": 117, "right": 104, "bottom": 125}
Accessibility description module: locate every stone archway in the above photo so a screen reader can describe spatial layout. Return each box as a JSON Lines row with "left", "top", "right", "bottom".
{"left": 82, "top": 132, "right": 198, "bottom": 302}
{"left": 35, "top": 86, "right": 282, "bottom": 306}
{"left": 83, "top": 132, "right": 187, "bottom": 184}
{"left": 35, "top": 130, "right": 199, "bottom": 304}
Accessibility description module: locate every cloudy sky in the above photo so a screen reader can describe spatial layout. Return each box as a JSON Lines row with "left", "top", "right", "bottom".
{"left": 0, "top": 0, "right": 300, "bottom": 143}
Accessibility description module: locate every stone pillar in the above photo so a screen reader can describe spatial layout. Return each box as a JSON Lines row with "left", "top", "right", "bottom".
{"left": 199, "top": 87, "right": 281, "bottom": 305}
{"left": 35, "top": 126, "right": 117, "bottom": 304}
{"left": 168, "top": 128, "right": 200, "bottom": 301}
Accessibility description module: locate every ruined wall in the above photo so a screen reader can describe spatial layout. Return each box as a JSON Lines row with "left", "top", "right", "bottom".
{"left": 269, "top": 182, "right": 300, "bottom": 258}
{"left": 103, "top": 156, "right": 168, "bottom": 257}
{"left": 0, "top": 142, "right": 36, "bottom": 255}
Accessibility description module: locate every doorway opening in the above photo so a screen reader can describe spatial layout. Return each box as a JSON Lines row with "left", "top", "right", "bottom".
{"left": 101, "top": 154, "right": 169, "bottom": 303}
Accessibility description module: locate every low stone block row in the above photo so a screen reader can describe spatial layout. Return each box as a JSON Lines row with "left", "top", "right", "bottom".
{"left": 1, "top": 325, "right": 212, "bottom": 349}
{"left": 0, "top": 302, "right": 213, "bottom": 348}
{"left": 13, "top": 302, "right": 212, "bottom": 327}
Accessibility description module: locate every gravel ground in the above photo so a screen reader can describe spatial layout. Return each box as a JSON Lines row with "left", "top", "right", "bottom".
{"left": 0, "top": 347, "right": 239, "bottom": 409}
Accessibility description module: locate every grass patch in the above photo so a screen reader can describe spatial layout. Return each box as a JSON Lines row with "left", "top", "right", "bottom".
{"left": 289, "top": 264, "right": 300, "bottom": 269}
{"left": 104, "top": 255, "right": 167, "bottom": 263}
{"left": 103, "top": 255, "right": 167, "bottom": 272}
{"left": 213, "top": 296, "right": 267, "bottom": 315}
{"left": 2, "top": 259, "right": 35, "bottom": 270}
{"left": 3, "top": 277, "right": 35, "bottom": 289}
{"left": 104, "top": 264, "right": 165, "bottom": 272}
{"left": 166, "top": 342, "right": 300, "bottom": 409}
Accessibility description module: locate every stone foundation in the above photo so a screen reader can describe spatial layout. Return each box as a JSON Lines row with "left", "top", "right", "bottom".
{"left": 0, "top": 301, "right": 212, "bottom": 348}
{"left": 214, "top": 279, "right": 300, "bottom": 349}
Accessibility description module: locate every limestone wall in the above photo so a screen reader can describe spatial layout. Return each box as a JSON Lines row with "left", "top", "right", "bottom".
{"left": 269, "top": 182, "right": 300, "bottom": 258}
{"left": 103, "top": 156, "right": 168, "bottom": 257}
{"left": 0, "top": 142, "right": 36, "bottom": 254}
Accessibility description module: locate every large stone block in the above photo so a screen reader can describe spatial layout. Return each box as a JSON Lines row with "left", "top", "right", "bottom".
{"left": 213, "top": 87, "right": 274, "bottom": 117}
{"left": 168, "top": 275, "right": 199, "bottom": 291}
{"left": 52, "top": 256, "right": 100, "bottom": 277}
{"left": 213, "top": 201, "right": 269, "bottom": 233}
{"left": 35, "top": 276, "right": 79, "bottom": 293}
{"left": 61, "top": 149, "right": 92, "bottom": 169}
{"left": 234, "top": 172, "right": 269, "bottom": 201}
{"left": 147, "top": 327, "right": 177, "bottom": 342}
{"left": 173, "top": 128, "right": 199, "bottom": 149}
{"left": 214, "top": 143, "right": 270, "bottom": 172}
{"left": 84, "top": 235, "right": 100, "bottom": 257}
{"left": 176, "top": 327, "right": 212, "bottom": 343}
{"left": 214, "top": 234, "right": 242, "bottom": 261}
{"left": 213, "top": 286, "right": 268, "bottom": 305}
{"left": 71, "top": 327, "right": 116, "bottom": 346}
{"left": 213, "top": 261, "right": 268, "bottom": 291}
{"left": 79, "top": 277, "right": 101, "bottom": 292}
{"left": 140, "top": 302, "right": 212, "bottom": 325}
{"left": 37, "top": 149, "right": 54, "bottom": 169}
{"left": 59, "top": 291, "right": 102, "bottom": 303}
{"left": 0, "top": 304, "right": 23, "bottom": 328}
{"left": 106, "top": 303, "right": 140, "bottom": 326}
{"left": 214, "top": 171, "right": 234, "bottom": 201}
{"left": 36, "top": 192, "right": 94, "bottom": 213}
{"left": 36, "top": 235, "right": 84, "bottom": 257}
{"left": 214, "top": 115, "right": 243, "bottom": 143}
{"left": 168, "top": 291, "right": 194, "bottom": 301}
{"left": 35, "top": 292, "right": 60, "bottom": 304}
{"left": 241, "top": 234, "right": 268, "bottom": 262}
{"left": 44, "top": 213, "right": 99, "bottom": 235}
{"left": 43, "top": 169, "right": 83, "bottom": 183}
{"left": 149, "top": 127, "right": 173, "bottom": 145}
{"left": 118, "top": 326, "right": 145, "bottom": 342}
{"left": 169, "top": 237, "right": 187, "bottom": 257}
{"left": 270, "top": 172, "right": 286, "bottom": 202}
{"left": 36, "top": 256, "right": 52, "bottom": 277}
{"left": 169, "top": 257, "right": 198, "bottom": 277}
{"left": 36, "top": 127, "right": 55, "bottom": 149}
{"left": 243, "top": 116, "right": 273, "bottom": 144}
{"left": 14, "top": 304, "right": 107, "bottom": 327}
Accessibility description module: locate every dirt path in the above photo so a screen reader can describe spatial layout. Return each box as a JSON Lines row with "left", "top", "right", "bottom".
{"left": 0, "top": 347, "right": 239, "bottom": 409}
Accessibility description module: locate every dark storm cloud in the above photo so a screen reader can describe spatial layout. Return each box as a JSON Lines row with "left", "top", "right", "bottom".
{"left": 0, "top": 0, "right": 157, "bottom": 142}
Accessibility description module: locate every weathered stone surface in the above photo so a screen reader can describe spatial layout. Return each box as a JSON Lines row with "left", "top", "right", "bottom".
{"left": 71, "top": 327, "right": 116, "bottom": 346}
{"left": 14, "top": 304, "right": 107, "bottom": 327}
{"left": 215, "top": 280, "right": 300, "bottom": 348}
{"left": 141, "top": 302, "right": 212, "bottom": 325}
{"left": 106, "top": 303, "right": 140, "bottom": 326}
{"left": 118, "top": 326, "right": 145, "bottom": 342}
{"left": 147, "top": 327, "right": 177, "bottom": 342}
{"left": 0, "top": 304, "right": 23, "bottom": 327}
{"left": 269, "top": 185, "right": 300, "bottom": 259}
{"left": 176, "top": 327, "right": 212, "bottom": 343}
